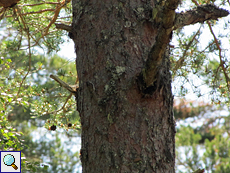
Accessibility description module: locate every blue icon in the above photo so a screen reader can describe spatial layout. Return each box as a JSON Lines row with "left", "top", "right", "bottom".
{"left": 0, "top": 151, "right": 21, "bottom": 173}
{"left": 3, "top": 154, "right": 18, "bottom": 170}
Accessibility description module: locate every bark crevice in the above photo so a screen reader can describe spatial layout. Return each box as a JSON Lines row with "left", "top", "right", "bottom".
{"left": 71, "top": 1, "right": 229, "bottom": 172}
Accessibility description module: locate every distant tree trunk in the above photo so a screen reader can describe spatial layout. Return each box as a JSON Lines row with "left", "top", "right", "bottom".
{"left": 71, "top": 0, "right": 228, "bottom": 172}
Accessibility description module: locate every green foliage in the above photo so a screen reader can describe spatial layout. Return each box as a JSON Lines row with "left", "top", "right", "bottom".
{"left": 203, "top": 134, "right": 230, "bottom": 172}
{"left": 0, "top": 50, "right": 80, "bottom": 171}
{"left": 0, "top": 50, "right": 80, "bottom": 170}
{"left": 175, "top": 99, "right": 230, "bottom": 172}
{"left": 20, "top": 127, "right": 81, "bottom": 173}
{"left": 1, "top": 1, "right": 80, "bottom": 171}
{"left": 1, "top": 0, "right": 72, "bottom": 53}
{"left": 173, "top": 2, "right": 230, "bottom": 171}
{"left": 176, "top": 126, "right": 202, "bottom": 146}
{"left": 0, "top": 115, "right": 23, "bottom": 151}
{"left": 1, "top": 0, "right": 230, "bottom": 172}
{"left": 176, "top": 129, "right": 230, "bottom": 173}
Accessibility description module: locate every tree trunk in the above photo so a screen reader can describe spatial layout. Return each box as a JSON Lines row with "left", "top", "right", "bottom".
{"left": 0, "top": 0, "right": 20, "bottom": 8}
{"left": 70, "top": 0, "right": 229, "bottom": 172}
{"left": 72, "top": 0, "right": 175, "bottom": 172}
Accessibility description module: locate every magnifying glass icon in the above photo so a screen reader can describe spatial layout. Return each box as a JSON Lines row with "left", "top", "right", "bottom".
{"left": 3, "top": 154, "right": 18, "bottom": 170}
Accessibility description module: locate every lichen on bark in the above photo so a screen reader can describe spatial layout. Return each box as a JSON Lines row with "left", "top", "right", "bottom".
{"left": 71, "top": 0, "right": 229, "bottom": 172}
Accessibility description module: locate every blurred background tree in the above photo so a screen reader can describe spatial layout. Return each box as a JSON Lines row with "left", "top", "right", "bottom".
{"left": 0, "top": 0, "right": 81, "bottom": 172}
{"left": 172, "top": 0, "right": 230, "bottom": 172}
{"left": 0, "top": 0, "right": 230, "bottom": 172}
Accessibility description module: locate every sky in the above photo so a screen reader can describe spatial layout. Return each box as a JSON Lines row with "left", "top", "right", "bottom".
{"left": 58, "top": 36, "right": 76, "bottom": 62}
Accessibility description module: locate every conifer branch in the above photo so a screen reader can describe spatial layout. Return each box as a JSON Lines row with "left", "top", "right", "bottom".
{"left": 207, "top": 21, "right": 230, "bottom": 92}
{"left": 50, "top": 74, "right": 78, "bottom": 93}
{"left": 192, "top": 168, "right": 205, "bottom": 173}
{"left": 139, "top": 4, "right": 229, "bottom": 93}
{"left": 174, "top": 4, "right": 229, "bottom": 30}
{"left": 138, "top": 0, "right": 181, "bottom": 92}
{"left": 55, "top": 23, "right": 72, "bottom": 32}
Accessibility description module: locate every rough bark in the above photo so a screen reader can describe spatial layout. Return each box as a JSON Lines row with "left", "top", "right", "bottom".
{"left": 0, "top": 0, "right": 19, "bottom": 8}
{"left": 174, "top": 4, "right": 229, "bottom": 30}
{"left": 71, "top": 0, "right": 228, "bottom": 172}
{"left": 72, "top": 1, "right": 174, "bottom": 172}
{"left": 138, "top": 0, "right": 180, "bottom": 90}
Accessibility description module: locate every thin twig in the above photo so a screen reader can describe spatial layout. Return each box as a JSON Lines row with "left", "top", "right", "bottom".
{"left": 173, "top": 27, "right": 201, "bottom": 72}
{"left": 45, "top": 74, "right": 78, "bottom": 116}
{"left": 207, "top": 21, "right": 230, "bottom": 91}
{"left": 21, "top": 2, "right": 59, "bottom": 7}
{"left": 45, "top": 93, "right": 73, "bottom": 115}
{"left": 50, "top": 74, "right": 78, "bottom": 93}
{"left": 5, "top": 9, "right": 55, "bottom": 17}
{"left": 15, "top": 6, "right": 31, "bottom": 97}
{"left": 0, "top": 7, "right": 6, "bottom": 20}
{"left": 32, "top": 0, "right": 71, "bottom": 47}
{"left": 55, "top": 23, "right": 72, "bottom": 32}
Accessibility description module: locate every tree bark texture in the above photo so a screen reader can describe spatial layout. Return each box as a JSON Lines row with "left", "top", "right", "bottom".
{"left": 72, "top": 0, "right": 175, "bottom": 172}
{"left": 0, "top": 0, "right": 20, "bottom": 8}
{"left": 71, "top": 0, "right": 230, "bottom": 172}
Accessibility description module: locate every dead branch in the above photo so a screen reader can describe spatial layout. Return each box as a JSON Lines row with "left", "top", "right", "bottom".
{"left": 45, "top": 74, "right": 78, "bottom": 116}
{"left": 50, "top": 74, "right": 78, "bottom": 93}
{"left": 174, "top": 4, "right": 229, "bottom": 30}
{"left": 55, "top": 23, "right": 72, "bottom": 32}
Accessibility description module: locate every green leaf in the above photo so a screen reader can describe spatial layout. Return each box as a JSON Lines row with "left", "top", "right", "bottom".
{"left": 0, "top": 97, "right": 4, "bottom": 103}
{"left": 6, "top": 59, "right": 12, "bottom": 62}
{"left": 44, "top": 165, "right": 49, "bottom": 170}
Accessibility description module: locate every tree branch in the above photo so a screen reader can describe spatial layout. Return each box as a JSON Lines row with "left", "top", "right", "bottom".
{"left": 192, "top": 169, "right": 205, "bottom": 173}
{"left": 16, "top": 6, "right": 31, "bottom": 98}
{"left": 174, "top": 4, "right": 229, "bottom": 30}
{"left": 173, "top": 27, "right": 201, "bottom": 73}
{"left": 21, "top": 2, "right": 59, "bottom": 7}
{"left": 207, "top": 20, "right": 230, "bottom": 91}
{"left": 31, "top": 0, "right": 71, "bottom": 47}
{"left": 139, "top": 4, "right": 229, "bottom": 93}
{"left": 55, "top": 23, "right": 72, "bottom": 32}
{"left": 50, "top": 74, "right": 78, "bottom": 94}
{"left": 138, "top": 0, "right": 181, "bottom": 91}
